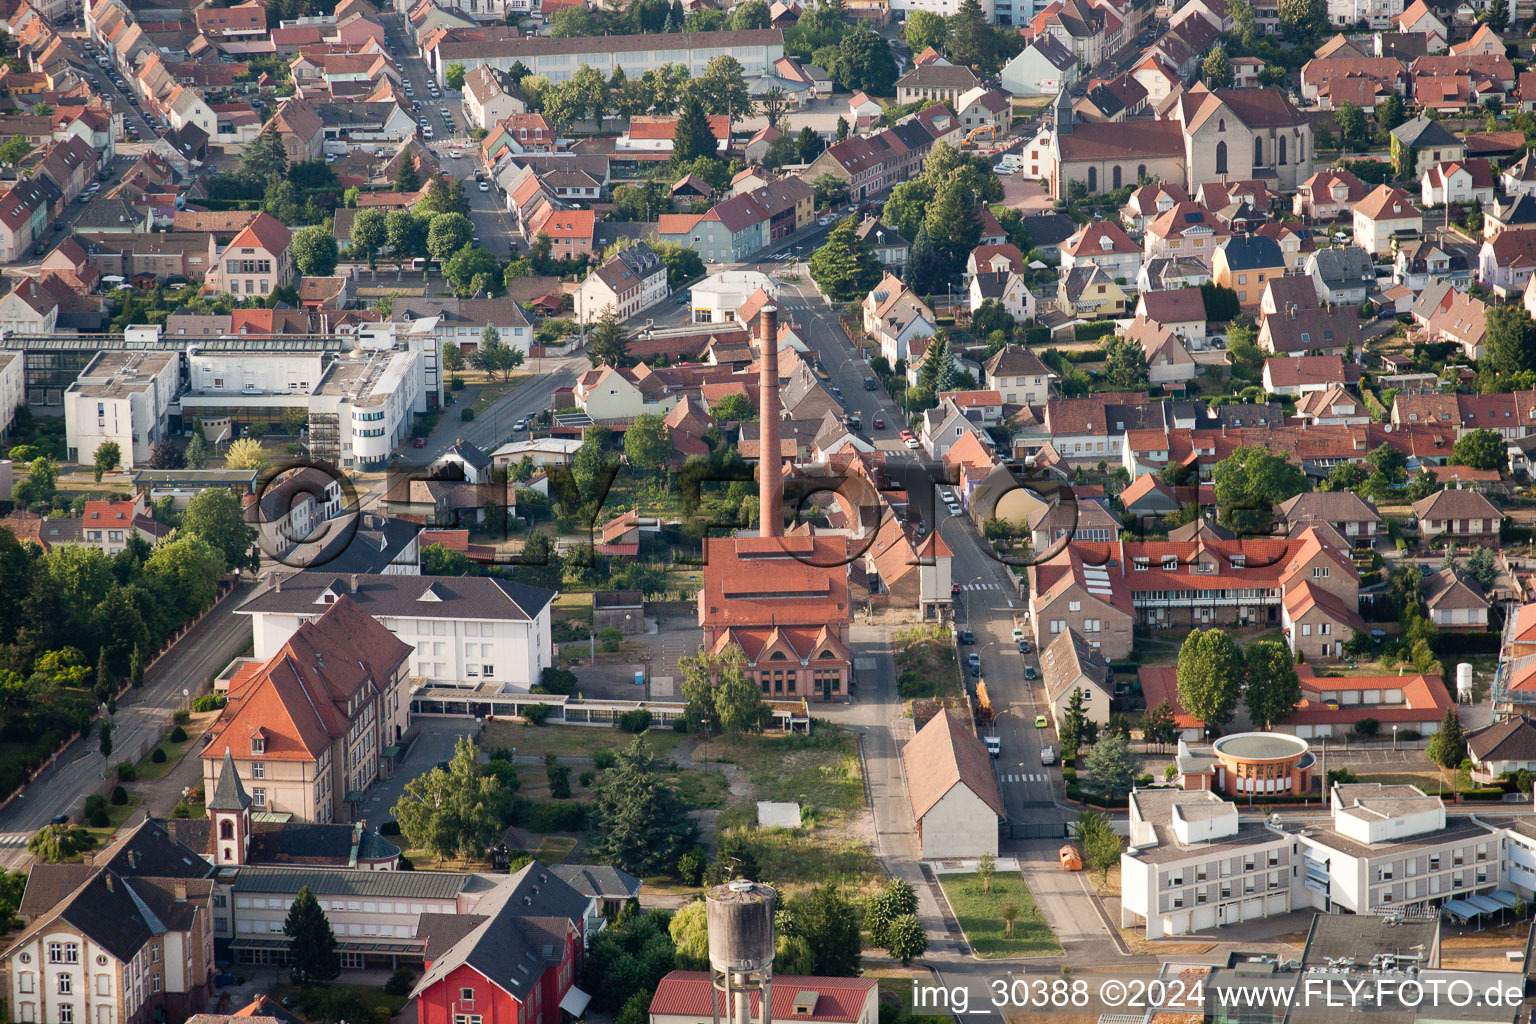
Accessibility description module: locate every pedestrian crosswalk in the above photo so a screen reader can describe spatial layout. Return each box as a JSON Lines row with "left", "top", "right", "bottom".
{"left": 0, "top": 833, "right": 30, "bottom": 847}
{"left": 1001, "top": 774, "right": 1050, "bottom": 784}
{"left": 959, "top": 582, "right": 1003, "bottom": 591}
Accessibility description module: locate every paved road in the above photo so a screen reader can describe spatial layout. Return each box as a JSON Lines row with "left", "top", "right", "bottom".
{"left": 0, "top": 582, "right": 254, "bottom": 868}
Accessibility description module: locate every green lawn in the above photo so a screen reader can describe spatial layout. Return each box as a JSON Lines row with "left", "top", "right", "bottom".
{"left": 469, "top": 375, "right": 532, "bottom": 415}
{"left": 134, "top": 711, "right": 219, "bottom": 781}
{"left": 84, "top": 795, "right": 141, "bottom": 847}
{"left": 937, "top": 871, "right": 1062, "bottom": 958}
{"left": 742, "top": 828, "right": 881, "bottom": 886}
{"left": 481, "top": 722, "right": 687, "bottom": 761}
{"left": 705, "top": 727, "right": 865, "bottom": 824}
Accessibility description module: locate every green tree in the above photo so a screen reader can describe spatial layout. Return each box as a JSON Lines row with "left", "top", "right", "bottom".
{"left": 588, "top": 309, "right": 629, "bottom": 367}
{"left": 797, "top": 125, "right": 823, "bottom": 163}
{"left": 624, "top": 413, "right": 672, "bottom": 475}
{"left": 284, "top": 885, "right": 341, "bottom": 983}
{"left": 1073, "top": 808, "right": 1121, "bottom": 882}
{"left": 92, "top": 441, "right": 120, "bottom": 483}
{"left": 946, "top": 0, "right": 994, "bottom": 72}
{"left": 185, "top": 433, "right": 209, "bottom": 470}
{"left": 442, "top": 341, "right": 465, "bottom": 374}
{"left": 445, "top": 246, "right": 502, "bottom": 298}
{"left": 1142, "top": 699, "right": 1178, "bottom": 751}
{"left": 386, "top": 210, "right": 428, "bottom": 265}
{"left": 0, "top": 867, "right": 27, "bottom": 933}
{"left": 885, "top": 914, "right": 927, "bottom": 965}
{"left": 391, "top": 736, "right": 505, "bottom": 858}
{"left": 679, "top": 644, "right": 771, "bottom": 735}
{"left": 654, "top": 240, "right": 704, "bottom": 289}
{"left": 811, "top": 171, "right": 851, "bottom": 211}
{"left": 865, "top": 878, "right": 918, "bottom": 947}
{"left": 698, "top": 54, "right": 751, "bottom": 124}
{"left": 1212, "top": 444, "right": 1306, "bottom": 534}
{"left": 831, "top": 28, "right": 898, "bottom": 94}
{"left": 1243, "top": 639, "right": 1302, "bottom": 730}
{"left": 587, "top": 738, "right": 700, "bottom": 874}
{"left": 426, "top": 212, "right": 474, "bottom": 263}
{"left": 809, "top": 217, "right": 881, "bottom": 301}
{"left": 445, "top": 62, "right": 467, "bottom": 89}
{"left": 182, "top": 488, "right": 256, "bottom": 573}
{"left": 711, "top": 391, "right": 755, "bottom": 421}
{"left": 904, "top": 9, "right": 947, "bottom": 52}
{"left": 1229, "top": 0, "right": 1257, "bottom": 45}
{"left": 1465, "top": 546, "right": 1497, "bottom": 590}
{"left": 1427, "top": 708, "right": 1467, "bottom": 769}
{"left": 145, "top": 536, "right": 225, "bottom": 616}
{"left": 1177, "top": 628, "right": 1244, "bottom": 733}
{"left": 14, "top": 453, "right": 59, "bottom": 507}
{"left": 421, "top": 543, "right": 471, "bottom": 575}
{"left": 1487, "top": 305, "right": 1536, "bottom": 374}
{"left": 924, "top": 175, "right": 982, "bottom": 266}
{"left": 1059, "top": 684, "right": 1087, "bottom": 756}
{"left": 1082, "top": 734, "right": 1139, "bottom": 796}
{"left": 1375, "top": 93, "right": 1405, "bottom": 132}
{"left": 1202, "top": 45, "right": 1233, "bottom": 88}
{"left": 350, "top": 208, "right": 387, "bottom": 270}
{"left": 27, "top": 824, "right": 96, "bottom": 862}
{"left": 393, "top": 159, "right": 420, "bottom": 192}
{"left": 1453, "top": 427, "right": 1506, "bottom": 471}
{"left": 673, "top": 93, "right": 720, "bottom": 164}
{"left": 0, "top": 136, "right": 31, "bottom": 165}
{"left": 1103, "top": 337, "right": 1149, "bottom": 390}
{"left": 550, "top": 5, "right": 591, "bottom": 34}
{"left": 241, "top": 129, "right": 289, "bottom": 184}
{"left": 1335, "top": 101, "right": 1366, "bottom": 151}
{"left": 1486, "top": 0, "right": 1508, "bottom": 24}
{"left": 1277, "top": 0, "right": 1327, "bottom": 40}
{"left": 471, "top": 325, "right": 524, "bottom": 381}
{"left": 223, "top": 437, "right": 270, "bottom": 472}
{"left": 668, "top": 900, "right": 709, "bottom": 969}
{"left": 291, "top": 225, "right": 339, "bottom": 277}
{"left": 976, "top": 851, "right": 995, "bottom": 893}
{"left": 790, "top": 885, "right": 862, "bottom": 975}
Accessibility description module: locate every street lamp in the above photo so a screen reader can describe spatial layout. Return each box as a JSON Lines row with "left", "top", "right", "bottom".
{"left": 1393, "top": 724, "right": 1398, "bottom": 751}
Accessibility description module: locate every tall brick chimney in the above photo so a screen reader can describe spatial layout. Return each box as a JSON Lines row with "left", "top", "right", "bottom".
{"left": 757, "top": 305, "right": 782, "bottom": 538}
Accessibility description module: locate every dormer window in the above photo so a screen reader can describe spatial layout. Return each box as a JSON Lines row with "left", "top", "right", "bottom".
{"left": 251, "top": 736, "right": 264, "bottom": 755}
{"left": 1162, "top": 555, "right": 1177, "bottom": 570}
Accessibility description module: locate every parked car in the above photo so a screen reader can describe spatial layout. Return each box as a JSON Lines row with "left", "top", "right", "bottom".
{"left": 1034, "top": 714, "right": 1048, "bottom": 728}
{"left": 1024, "top": 665, "right": 1037, "bottom": 680}
{"left": 959, "top": 630, "right": 974, "bottom": 645}
{"left": 863, "top": 376, "right": 877, "bottom": 391}
{"left": 985, "top": 736, "right": 1001, "bottom": 758}
{"left": 967, "top": 653, "right": 981, "bottom": 675}
{"left": 479, "top": 180, "right": 490, "bottom": 191}
{"left": 872, "top": 416, "right": 884, "bottom": 430}
{"left": 412, "top": 437, "right": 426, "bottom": 448}
{"left": 513, "top": 418, "right": 528, "bottom": 431}
{"left": 1011, "top": 628, "right": 1025, "bottom": 642}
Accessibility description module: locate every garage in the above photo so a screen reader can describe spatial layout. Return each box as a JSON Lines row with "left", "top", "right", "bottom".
{"left": 1191, "top": 905, "right": 1217, "bottom": 931}
{"left": 1242, "top": 898, "right": 1265, "bottom": 921}
{"left": 1265, "top": 892, "right": 1288, "bottom": 915}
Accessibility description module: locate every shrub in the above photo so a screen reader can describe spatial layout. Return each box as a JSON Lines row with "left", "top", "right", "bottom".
{"left": 1399, "top": 729, "right": 1422, "bottom": 741}
{"left": 524, "top": 704, "right": 550, "bottom": 725}
{"left": 539, "top": 666, "right": 577, "bottom": 695}
{"left": 1327, "top": 767, "right": 1358, "bottom": 785}
{"left": 598, "top": 627, "right": 623, "bottom": 652}
{"left": 618, "top": 708, "right": 652, "bottom": 733}
{"left": 85, "top": 795, "right": 107, "bottom": 817}
{"left": 592, "top": 749, "right": 617, "bottom": 771}
{"left": 384, "top": 967, "right": 416, "bottom": 997}
{"left": 461, "top": 407, "right": 476, "bottom": 421}
{"left": 110, "top": 785, "right": 128, "bottom": 805}
{"left": 578, "top": 770, "right": 595, "bottom": 787}
{"left": 115, "top": 762, "right": 136, "bottom": 782}
{"left": 169, "top": 726, "right": 187, "bottom": 743}
{"left": 677, "top": 846, "right": 707, "bottom": 885}
{"left": 380, "top": 820, "right": 401, "bottom": 835}
{"left": 548, "top": 764, "right": 572, "bottom": 799}
{"left": 192, "top": 693, "right": 227, "bottom": 712}
{"left": 151, "top": 747, "right": 167, "bottom": 763}
{"left": 88, "top": 808, "right": 109, "bottom": 827}
{"left": 172, "top": 709, "right": 191, "bottom": 725}
{"left": 1349, "top": 717, "right": 1380, "bottom": 739}
{"left": 672, "top": 716, "right": 690, "bottom": 732}
{"left": 171, "top": 801, "right": 192, "bottom": 818}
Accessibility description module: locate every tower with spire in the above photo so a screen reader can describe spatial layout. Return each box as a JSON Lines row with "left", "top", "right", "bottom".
{"left": 208, "top": 747, "right": 252, "bottom": 866}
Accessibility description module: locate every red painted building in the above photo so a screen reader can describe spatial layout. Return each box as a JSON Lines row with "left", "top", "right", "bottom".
{"left": 412, "top": 864, "right": 593, "bottom": 1024}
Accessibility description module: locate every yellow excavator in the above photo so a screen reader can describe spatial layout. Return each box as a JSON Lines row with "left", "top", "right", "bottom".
{"left": 959, "top": 124, "right": 997, "bottom": 150}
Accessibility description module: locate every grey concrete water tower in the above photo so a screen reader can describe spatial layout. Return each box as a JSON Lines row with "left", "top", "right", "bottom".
{"left": 705, "top": 879, "right": 776, "bottom": 1024}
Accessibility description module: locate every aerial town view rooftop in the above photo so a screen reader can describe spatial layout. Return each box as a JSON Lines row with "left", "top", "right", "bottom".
{"left": 10, "top": 0, "right": 1536, "bottom": 1019}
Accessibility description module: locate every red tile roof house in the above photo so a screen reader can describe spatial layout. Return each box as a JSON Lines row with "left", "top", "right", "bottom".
{"left": 204, "top": 212, "right": 293, "bottom": 298}
{"left": 412, "top": 863, "right": 592, "bottom": 1024}
{"left": 651, "top": 972, "right": 878, "bottom": 1024}
{"left": 1412, "top": 487, "right": 1504, "bottom": 545}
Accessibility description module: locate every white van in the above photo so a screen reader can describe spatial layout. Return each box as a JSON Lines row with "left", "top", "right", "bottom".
{"left": 1040, "top": 746, "right": 1056, "bottom": 765}
{"left": 997, "top": 154, "right": 1024, "bottom": 174}
{"left": 984, "top": 736, "right": 1001, "bottom": 758}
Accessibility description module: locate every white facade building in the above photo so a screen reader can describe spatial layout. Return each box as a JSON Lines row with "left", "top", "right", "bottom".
{"left": 238, "top": 572, "right": 558, "bottom": 692}
{"left": 64, "top": 342, "right": 179, "bottom": 470}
